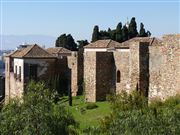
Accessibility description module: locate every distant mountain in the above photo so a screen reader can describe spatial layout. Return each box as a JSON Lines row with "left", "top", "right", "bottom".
{"left": 0, "top": 35, "right": 56, "bottom": 50}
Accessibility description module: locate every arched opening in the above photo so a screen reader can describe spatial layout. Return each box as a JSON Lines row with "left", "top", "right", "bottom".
{"left": 117, "top": 70, "right": 120, "bottom": 83}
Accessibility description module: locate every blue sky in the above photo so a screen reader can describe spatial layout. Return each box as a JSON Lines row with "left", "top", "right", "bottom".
{"left": 0, "top": 0, "right": 179, "bottom": 41}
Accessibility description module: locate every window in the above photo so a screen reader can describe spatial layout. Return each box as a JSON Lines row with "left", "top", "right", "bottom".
{"left": 19, "top": 66, "right": 21, "bottom": 81}
{"left": 10, "top": 60, "right": 14, "bottom": 72}
{"left": 29, "top": 64, "right": 37, "bottom": 81}
{"left": 117, "top": 70, "right": 121, "bottom": 83}
{"left": 14, "top": 65, "right": 17, "bottom": 79}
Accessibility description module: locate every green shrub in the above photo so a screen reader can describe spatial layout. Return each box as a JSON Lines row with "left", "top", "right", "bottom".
{"left": 80, "top": 107, "right": 86, "bottom": 114}
{"left": 86, "top": 102, "right": 98, "bottom": 110}
{"left": 98, "top": 91, "right": 180, "bottom": 135}
{"left": 0, "top": 81, "right": 79, "bottom": 135}
{"left": 107, "top": 90, "right": 148, "bottom": 112}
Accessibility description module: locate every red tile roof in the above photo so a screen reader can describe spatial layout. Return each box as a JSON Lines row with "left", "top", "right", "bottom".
{"left": 6, "top": 44, "right": 55, "bottom": 58}
{"left": 46, "top": 47, "right": 71, "bottom": 55}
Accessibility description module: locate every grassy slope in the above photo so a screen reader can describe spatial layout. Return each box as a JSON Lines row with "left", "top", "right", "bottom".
{"left": 59, "top": 96, "right": 111, "bottom": 130}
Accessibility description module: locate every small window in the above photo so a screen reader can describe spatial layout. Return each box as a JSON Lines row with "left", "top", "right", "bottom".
{"left": 29, "top": 64, "right": 37, "bottom": 81}
{"left": 19, "top": 66, "right": 21, "bottom": 81}
{"left": 14, "top": 65, "right": 17, "bottom": 79}
{"left": 117, "top": 70, "right": 120, "bottom": 83}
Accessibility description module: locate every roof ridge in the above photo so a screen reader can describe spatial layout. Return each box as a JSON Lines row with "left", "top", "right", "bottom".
{"left": 37, "top": 45, "right": 54, "bottom": 56}
{"left": 150, "top": 37, "right": 155, "bottom": 45}
{"left": 107, "top": 39, "right": 112, "bottom": 47}
{"left": 59, "top": 47, "right": 63, "bottom": 53}
{"left": 22, "top": 44, "right": 36, "bottom": 58}
{"left": 24, "top": 44, "right": 54, "bottom": 57}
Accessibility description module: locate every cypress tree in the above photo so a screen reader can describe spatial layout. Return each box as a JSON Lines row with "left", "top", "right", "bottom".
{"left": 122, "top": 25, "right": 129, "bottom": 41}
{"left": 139, "top": 23, "right": 147, "bottom": 37}
{"left": 128, "top": 17, "right": 138, "bottom": 39}
{"left": 99, "top": 30, "right": 110, "bottom": 40}
{"left": 110, "top": 30, "right": 116, "bottom": 40}
{"left": 115, "top": 22, "right": 123, "bottom": 42}
{"left": 91, "top": 25, "right": 99, "bottom": 42}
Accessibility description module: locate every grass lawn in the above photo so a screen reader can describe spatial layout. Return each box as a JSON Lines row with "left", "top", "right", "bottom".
{"left": 59, "top": 96, "right": 111, "bottom": 130}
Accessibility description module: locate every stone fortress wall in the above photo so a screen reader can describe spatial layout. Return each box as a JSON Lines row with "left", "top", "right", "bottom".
{"left": 84, "top": 34, "right": 180, "bottom": 102}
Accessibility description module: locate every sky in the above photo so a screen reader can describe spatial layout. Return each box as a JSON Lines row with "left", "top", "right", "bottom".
{"left": 0, "top": 0, "right": 179, "bottom": 49}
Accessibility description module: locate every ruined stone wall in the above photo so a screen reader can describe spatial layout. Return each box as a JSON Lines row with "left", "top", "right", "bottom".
{"left": 96, "top": 52, "right": 115, "bottom": 101}
{"left": 139, "top": 43, "right": 150, "bottom": 97}
{"left": 84, "top": 51, "right": 96, "bottom": 102}
{"left": 5, "top": 57, "right": 10, "bottom": 102}
{"left": 68, "top": 52, "right": 78, "bottom": 96}
{"left": 77, "top": 49, "right": 84, "bottom": 95}
{"left": 8, "top": 58, "right": 24, "bottom": 99}
{"left": 129, "top": 42, "right": 140, "bottom": 92}
{"left": 149, "top": 35, "right": 180, "bottom": 101}
{"left": 114, "top": 50, "right": 130, "bottom": 94}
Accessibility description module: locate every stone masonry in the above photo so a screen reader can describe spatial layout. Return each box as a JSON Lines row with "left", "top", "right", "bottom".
{"left": 84, "top": 34, "right": 180, "bottom": 102}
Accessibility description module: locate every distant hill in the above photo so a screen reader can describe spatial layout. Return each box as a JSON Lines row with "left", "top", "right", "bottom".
{"left": 0, "top": 35, "right": 56, "bottom": 50}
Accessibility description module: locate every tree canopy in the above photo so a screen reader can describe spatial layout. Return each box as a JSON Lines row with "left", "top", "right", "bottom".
{"left": 91, "top": 25, "right": 100, "bottom": 42}
{"left": 91, "top": 17, "right": 151, "bottom": 43}
{"left": 55, "top": 34, "right": 77, "bottom": 51}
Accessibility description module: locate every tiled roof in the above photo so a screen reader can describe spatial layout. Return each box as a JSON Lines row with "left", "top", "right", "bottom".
{"left": 6, "top": 44, "right": 55, "bottom": 58}
{"left": 84, "top": 37, "right": 162, "bottom": 49}
{"left": 46, "top": 47, "right": 71, "bottom": 55}
{"left": 121, "top": 37, "right": 163, "bottom": 46}
{"left": 84, "top": 39, "right": 123, "bottom": 48}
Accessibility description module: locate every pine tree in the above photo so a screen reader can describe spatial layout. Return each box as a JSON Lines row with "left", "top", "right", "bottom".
{"left": 146, "top": 31, "right": 151, "bottom": 37}
{"left": 128, "top": 17, "right": 138, "bottom": 39}
{"left": 122, "top": 25, "right": 129, "bottom": 41}
{"left": 55, "top": 34, "right": 77, "bottom": 51}
{"left": 91, "top": 25, "right": 99, "bottom": 42}
{"left": 109, "top": 30, "right": 116, "bottom": 40}
{"left": 77, "top": 40, "right": 89, "bottom": 49}
{"left": 55, "top": 34, "right": 67, "bottom": 47}
{"left": 139, "top": 23, "right": 147, "bottom": 37}
{"left": 66, "top": 34, "right": 77, "bottom": 51}
{"left": 115, "top": 22, "right": 123, "bottom": 42}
